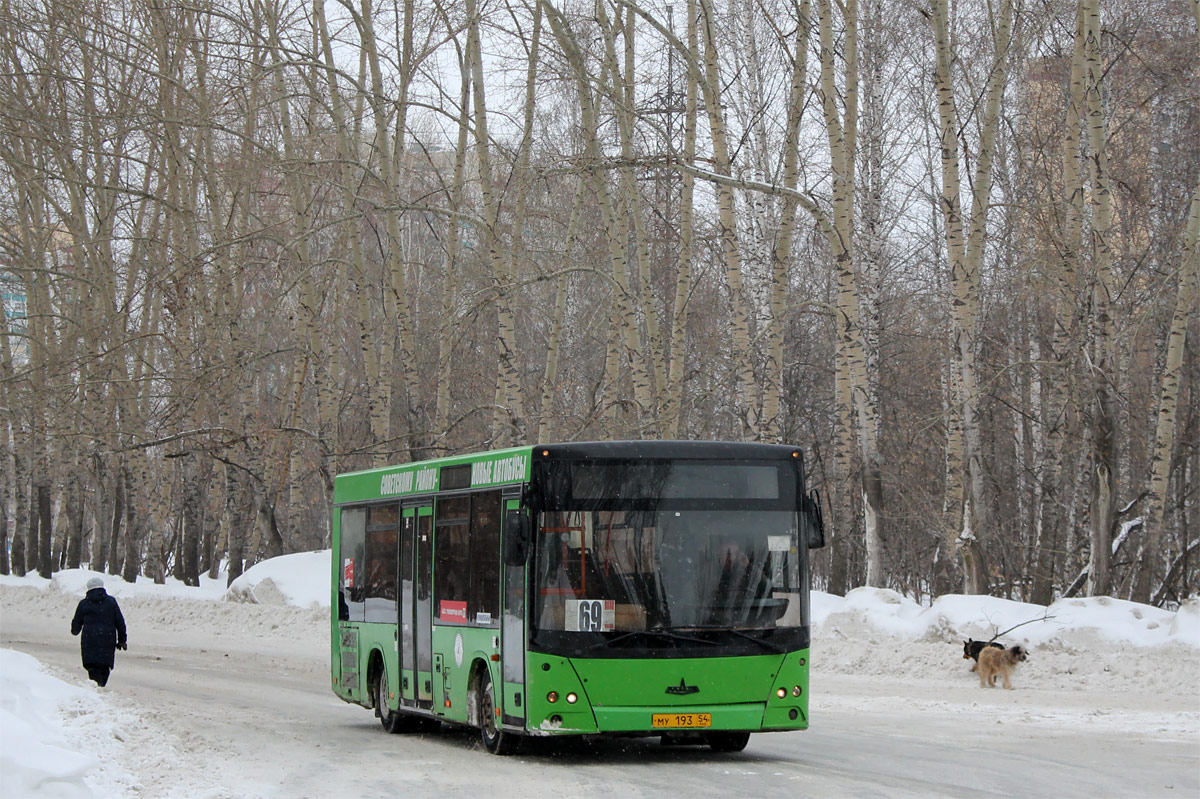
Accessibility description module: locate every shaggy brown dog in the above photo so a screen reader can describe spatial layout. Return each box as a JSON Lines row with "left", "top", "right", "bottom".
{"left": 977, "top": 644, "right": 1028, "bottom": 690}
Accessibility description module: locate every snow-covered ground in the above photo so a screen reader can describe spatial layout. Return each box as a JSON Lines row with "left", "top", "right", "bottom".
{"left": 1, "top": 554, "right": 328, "bottom": 798}
{"left": 1, "top": 552, "right": 1198, "bottom": 798}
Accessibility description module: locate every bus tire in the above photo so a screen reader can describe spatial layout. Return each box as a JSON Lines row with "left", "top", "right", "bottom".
{"left": 478, "top": 670, "right": 518, "bottom": 755}
{"left": 707, "top": 732, "right": 750, "bottom": 752}
{"left": 376, "top": 663, "right": 405, "bottom": 734}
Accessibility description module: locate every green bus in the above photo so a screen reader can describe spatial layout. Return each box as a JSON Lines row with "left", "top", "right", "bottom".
{"left": 330, "top": 440, "right": 825, "bottom": 754}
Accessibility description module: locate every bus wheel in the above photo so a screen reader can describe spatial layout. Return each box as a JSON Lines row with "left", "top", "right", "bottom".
{"left": 377, "top": 665, "right": 404, "bottom": 734}
{"left": 478, "top": 670, "right": 518, "bottom": 755}
{"left": 707, "top": 732, "right": 750, "bottom": 752}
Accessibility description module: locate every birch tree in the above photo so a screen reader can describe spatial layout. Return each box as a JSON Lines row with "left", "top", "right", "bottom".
{"left": 1080, "top": 0, "right": 1116, "bottom": 598}
{"left": 761, "top": 0, "right": 812, "bottom": 442}
{"left": 928, "top": 0, "right": 1014, "bottom": 593}
{"left": 465, "top": 0, "right": 527, "bottom": 445}
{"left": 1135, "top": 186, "right": 1198, "bottom": 603}
{"left": 545, "top": 3, "right": 657, "bottom": 436}
{"left": 1029, "top": 0, "right": 1088, "bottom": 605}
{"left": 801, "top": 0, "right": 889, "bottom": 586}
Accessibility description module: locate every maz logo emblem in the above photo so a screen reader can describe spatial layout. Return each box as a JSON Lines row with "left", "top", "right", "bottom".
{"left": 665, "top": 678, "right": 699, "bottom": 695}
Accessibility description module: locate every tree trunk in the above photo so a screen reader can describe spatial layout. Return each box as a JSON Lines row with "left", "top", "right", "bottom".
{"left": 661, "top": 0, "right": 701, "bottom": 440}
{"left": 263, "top": 2, "right": 317, "bottom": 545}
{"left": 122, "top": 469, "right": 139, "bottom": 585}
{"left": 545, "top": 5, "right": 656, "bottom": 437}
{"left": 225, "top": 464, "right": 247, "bottom": 587}
{"left": 433, "top": 14, "right": 473, "bottom": 452}
{"left": 0, "top": 309, "right": 12, "bottom": 575}
{"left": 699, "top": 0, "right": 760, "bottom": 435}
{"left": 1135, "top": 186, "right": 1198, "bottom": 603}
{"left": 358, "top": 0, "right": 422, "bottom": 462}
{"left": 762, "top": 0, "right": 812, "bottom": 442}
{"left": 181, "top": 455, "right": 202, "bottom": 587}
{"left": 605, "top": 4, "right": 666, "bottom": 425}
{"left": 929, "top": 0, "right": 1013, "bottom": 594}
{"left": 1082, "top": 0, "right": 1116, "bottom": 598}
{"left": 10, "top": 449, "right": 28, "bottom": 576}
{"left": 65, "top": 477, "right": 83, "bottom": 569}
{"left": 0, "top": 489, "right": 8, "bottom": 575}
{"left": 36, "top": 482, "right": 52, "bottom": 578}
{"left": 830, "top": 334, "right": 857, "bottom": 594}
{"left": 88, "top": 459, "right": 109, "bottom": 574}
{"left": 107, "top": 468, "right": 125, "bottom": 577}
{"left": 538, "top": 182, "right": 585, "bottom": 442}
{"left": 817, "top": 0, "right": 886, "bottom": 585}
{"left": 466, "top": 0, "right": 527, "bottom": 446}
{"left": 1031, "top": 0, "right": 1088, "bottom": 605}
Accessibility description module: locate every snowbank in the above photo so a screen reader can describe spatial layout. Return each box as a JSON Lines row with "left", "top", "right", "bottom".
{"left": 0, "top": 551, "right": 331, "bottom": 610}
{"left": 224, "top": 551, "right": 330, "bottom": 608}
{"left": 813, "top": 587, "right": 1200, "bottom": 650}
{"left": 811, "top": 587, "right": 1200, "bottom": 700}
{"left": 2, "top": 567, "right": 230, "bottom": 602}
{"left": 0, "top": 649, "right": 136, "bottom": 799}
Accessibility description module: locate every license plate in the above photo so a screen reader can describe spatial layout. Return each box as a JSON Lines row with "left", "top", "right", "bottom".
{"left": 651, "top": 712, "right": 712, "bottom": 729}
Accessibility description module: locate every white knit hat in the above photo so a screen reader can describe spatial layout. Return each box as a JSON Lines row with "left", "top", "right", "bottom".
{"left": 86, "top": 577, "right": 104, "bottom": 590}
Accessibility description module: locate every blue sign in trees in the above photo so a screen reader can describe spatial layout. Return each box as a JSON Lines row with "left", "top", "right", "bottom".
{"left": 1, "top": 270, "right": 27, "bottom": 364}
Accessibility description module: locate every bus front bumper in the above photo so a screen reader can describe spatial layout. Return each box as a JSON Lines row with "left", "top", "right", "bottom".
{"left": 593, "top": 703, "right": 762, "bottom": 733}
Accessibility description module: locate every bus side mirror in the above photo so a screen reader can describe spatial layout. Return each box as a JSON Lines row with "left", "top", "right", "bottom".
{"left": 803, "top": 491, "right": 826, "bottom": 549}
{"left": 503, "top": 510, "right": 531, "bottom": 566}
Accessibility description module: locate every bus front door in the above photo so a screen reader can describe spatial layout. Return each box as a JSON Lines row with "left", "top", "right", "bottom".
{"left": 501, "top": 497, "right": 527, "bottom": 729}
{"left": 401, "top": 502, "right": 434, "bottom": 710}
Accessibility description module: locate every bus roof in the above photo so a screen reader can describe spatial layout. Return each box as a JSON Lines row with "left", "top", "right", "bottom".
{"left": 333, "top": 440, "right": 803, "bottom": 504}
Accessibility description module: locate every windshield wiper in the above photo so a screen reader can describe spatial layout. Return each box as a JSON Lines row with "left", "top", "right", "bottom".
{"left": 725, "top": 628, "right": 786, "bottom": 653}
{"left": 687, "top": 626, "right": 787, "bottom": 654}
{"left": 587, "top": 629, "right": 719, "bottom": 650}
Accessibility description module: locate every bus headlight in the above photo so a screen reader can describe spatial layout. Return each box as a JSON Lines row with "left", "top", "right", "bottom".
{"left": 776, "top": 687, "right": 787, "bottom": 699}
{"left": 566, "top": 692, "right": 578, "bottom": 704}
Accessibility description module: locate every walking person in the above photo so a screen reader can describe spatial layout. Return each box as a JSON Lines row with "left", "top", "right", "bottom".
{"left": 70, "top": 577, "right": 128, "bottom": 687}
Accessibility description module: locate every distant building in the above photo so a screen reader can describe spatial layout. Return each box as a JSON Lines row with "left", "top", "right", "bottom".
{"left": 1, "top": 268, "right": 27, "bottom": 362}
{"left": 0, "top": 274, "right": 24, "bottom": 320}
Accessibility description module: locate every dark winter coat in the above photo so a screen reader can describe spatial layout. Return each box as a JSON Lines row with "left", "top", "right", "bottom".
{"left": 71, "top": 588, "right": 127, "bottom": 669}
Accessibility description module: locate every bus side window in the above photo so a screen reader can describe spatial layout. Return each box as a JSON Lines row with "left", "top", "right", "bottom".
{"left": 364, "top": 503, "right": 399, "bottom": 622}
{"left": 340, "top": 508, "right": 367, "bottom": 623}
{"left": 435, "top": 496, "right": 471, "bottom": 623}
{"left": 470, "top": 491, "right": 501, "bottom": 626}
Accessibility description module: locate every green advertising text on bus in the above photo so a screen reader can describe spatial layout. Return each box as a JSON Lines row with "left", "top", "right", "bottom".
{"left": 330, "top": 441, "right": 826, "bottom": 754}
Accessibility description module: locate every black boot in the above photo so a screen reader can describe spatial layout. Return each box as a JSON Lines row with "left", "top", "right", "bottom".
{"left": 86, "top": 665, "right": 111, "bottom": 686}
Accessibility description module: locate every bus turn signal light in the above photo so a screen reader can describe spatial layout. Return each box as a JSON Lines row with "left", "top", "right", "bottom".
{"left": 793, "top": 686, "right": 802, "bottom": 697}
{"left": 547, "top": 691, "right": 559, "bottom": 703}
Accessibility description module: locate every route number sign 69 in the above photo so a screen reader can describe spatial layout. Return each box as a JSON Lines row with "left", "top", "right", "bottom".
{"left": 566, "top": 599, "right": 616, "bottom": 631}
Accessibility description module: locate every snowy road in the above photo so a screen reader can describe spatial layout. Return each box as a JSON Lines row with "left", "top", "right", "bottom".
{"left": 3, "top": 585, "right": 1197, "bottom": 799}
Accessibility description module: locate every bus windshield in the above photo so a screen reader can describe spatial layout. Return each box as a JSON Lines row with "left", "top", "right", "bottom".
{"left": 533, "top": 508, "right": 806, "bottom": 645}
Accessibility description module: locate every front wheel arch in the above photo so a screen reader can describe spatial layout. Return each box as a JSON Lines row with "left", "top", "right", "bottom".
{"left": 469, "top": 659, "right": 503, "bottom": 725}
{"left": 473, "top": 663, "right": 518, "bottom": 755}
